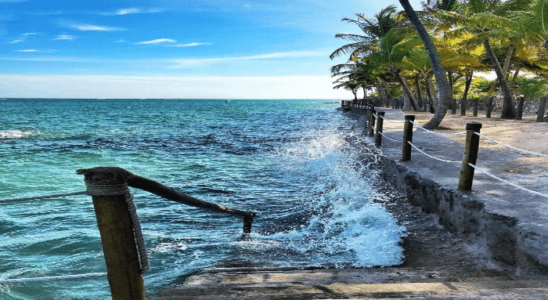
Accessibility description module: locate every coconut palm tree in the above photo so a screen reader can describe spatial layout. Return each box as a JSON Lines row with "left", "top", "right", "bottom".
{"left": 399, "top": 0, "right": 452, "bottom": 129}
{"left": 330, "top": 5, "right": 402, "bottom": 60}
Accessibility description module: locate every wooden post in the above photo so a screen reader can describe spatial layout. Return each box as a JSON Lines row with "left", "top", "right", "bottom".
{"left": 375, "top": 111, "right": 385, "bottom": 147}
{"left": 78, "top": 167, "right": 146, "bottom": 300}
{"left": 368, "top": 107, "right": 376, "bottom": 136}
{"left": 458, "top": 123, "right": 482, "bottom": 191}
{"left": 401, "top": 115, "right": 415, "bottom": 161}
{"left": 537, "top": 96, "right": 547, "bottom": 122}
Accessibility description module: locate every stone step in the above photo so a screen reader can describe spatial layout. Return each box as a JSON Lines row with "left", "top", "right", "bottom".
{"left": 153, "top": 268, "right": 548, "bottom": 300}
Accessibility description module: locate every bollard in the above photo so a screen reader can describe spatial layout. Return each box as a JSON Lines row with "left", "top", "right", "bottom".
{"left": 368, "top": 108, "right": 376, "bottom": 137}
{"left": 375, "top": 111, "right": 385, "bottom": 147}
{"left": 243, "top": 215, "right": 254, "bottom": 233}
{"left": 401, "top": 115, "right": 415, "bottom": 161}
{"left": 458, "top": 123, "right": 482, "bottom": 191}
{"left": 78, "top": 167, "right": 146, "bottom": 300}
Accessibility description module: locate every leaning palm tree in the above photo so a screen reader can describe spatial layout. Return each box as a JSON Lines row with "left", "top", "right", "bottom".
{"left": 399, "top": 0, "right": 452, "bottom": 129}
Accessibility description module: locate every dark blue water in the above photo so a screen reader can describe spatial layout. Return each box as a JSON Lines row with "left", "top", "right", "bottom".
{"left": 0, "top": 99, "right": 404, "bottom": 299}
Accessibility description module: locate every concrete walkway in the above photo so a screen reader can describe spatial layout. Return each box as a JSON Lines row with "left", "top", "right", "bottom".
{"left": 375, "top": 108, "right": 548, "bottom": 271}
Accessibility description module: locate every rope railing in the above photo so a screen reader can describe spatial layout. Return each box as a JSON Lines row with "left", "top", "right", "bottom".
{"left": 474, "top": 132, "right": 548, "bottom": 158}
{"left": 0, "top": 273, "right": 108, "bottom": 285}
{"left": 378, "top": 131, "right": 402, "bottom": 143}
{"left": 0, "top": 167, "right": 256, "bottom": 299}
{"left": 469, "top": 163, "right": 548, "bottom": 199}
{"left": 350, "top": 104, "right": 548, "bottom": 195}
{"left": 410, "top": 120, "right": 466, "bottom": 137}
{"left": 0, "top": 191, "right": 87, "bottom": 204}
{"left": 407, "top": 141, "right": 461, "bottom": 165}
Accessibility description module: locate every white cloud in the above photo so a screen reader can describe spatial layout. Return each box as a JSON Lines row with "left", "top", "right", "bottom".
{"left": 115, "top": 39, "right": 126, "bottom": 43}
{"left": 67, "top": 23, "right": 123, "bottom": 31}
{"left": 7, "top": 32, "right": 36, "bottom": 44}
{"left": 55, "top": 34, "right": 75, "bottom": 41}
{"left": 116, "top": 8, "right": 141, "bottom": 15}
{"left": 0, "top": 75, "right": 349, "bottom": 99}
{"left": 170, "top": 51, "right": 326, "bottom": 68}
{"left": 16, "top": 49, "right": 38, "bottom": 52}
{"left": 0, "top": 56, "right": 88, "bottom": 62}
{"left": 171, "top": 42, "right": 211, "bottom": 48}
{"left": 137, "top": 38, "right": 176, "bottom": 45}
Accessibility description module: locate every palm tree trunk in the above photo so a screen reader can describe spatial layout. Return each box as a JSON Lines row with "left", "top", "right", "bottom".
{"left": 415, "top": 74, "right": 423, "bottom": 109}
{"left": 393, "top": 70, "right": 419, "bottom": 111}
{"left": 482, "top": 39, "right": 516, "bottom": 119}
{"left": 425, "top": 73, "right": 437, "bottom": 112}
{"left": 448, "top": 70, "right": 456, "bottom": 114}
{"left": 399, "top": 0, "right": 450, "bottom": 129}
{"left": 460, "top": 71, "right": 473, "bottom": 116}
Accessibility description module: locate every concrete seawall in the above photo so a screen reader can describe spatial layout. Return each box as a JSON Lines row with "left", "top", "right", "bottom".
{"left": 354, "top": 107, "right": 548, "bottom": 275}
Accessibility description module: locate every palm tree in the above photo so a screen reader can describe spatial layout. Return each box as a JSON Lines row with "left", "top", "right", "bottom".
{"left": 440, "top": 0, "right": 535, "bottom": 119}
{"left": 399, "top": 0, "right": 452, "bottom": 129}
{"left": 330, "top": 5, "right": 402, "bottom": 60}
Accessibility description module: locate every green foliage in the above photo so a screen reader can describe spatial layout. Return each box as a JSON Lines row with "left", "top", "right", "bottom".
{"left": 515, "top": 76, "right": 548, "bottom": 101}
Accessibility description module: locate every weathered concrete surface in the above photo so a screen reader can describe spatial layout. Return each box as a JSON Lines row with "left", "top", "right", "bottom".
{"left": 373, "top": 108, "right": 548, "bottom": 273}
{"left": 155, "top": 267, "right": 548, "bottom": 299}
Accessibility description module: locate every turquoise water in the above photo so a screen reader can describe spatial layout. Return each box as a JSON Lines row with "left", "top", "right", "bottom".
{"left": 0, "top": 99, "right": 404, "bottom": 299}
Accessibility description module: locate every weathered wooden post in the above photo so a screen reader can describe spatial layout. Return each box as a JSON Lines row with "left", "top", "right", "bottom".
{"left": 537, "top": 96, "right": 547, "bottom": 122}
{"left": 401, "top": 115, "right": 415, "bottom": 161}
{"left": 368, "top": 107, "right": 376, "bottom": 137}
{"left": 375, "top": 111, "right": 385, "bottom": 147}
{"left": 458, "top": 123, "right": 482, "bottom": 191}
{"left": 78, "top": 167, "right": 146, "bottom": 300}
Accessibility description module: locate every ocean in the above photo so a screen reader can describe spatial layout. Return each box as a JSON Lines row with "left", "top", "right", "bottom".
{"left": 0, "top": 99, "right": 404, "bottom": 299}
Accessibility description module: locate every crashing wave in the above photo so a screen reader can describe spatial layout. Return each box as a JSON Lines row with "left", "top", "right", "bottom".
{"left": 0, "top": 130, "right": 35, "bottom": 139}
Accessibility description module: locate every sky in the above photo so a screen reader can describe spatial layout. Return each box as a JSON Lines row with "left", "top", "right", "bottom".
{"left": 0, "top": 0, "right": 423, "bottom": 99}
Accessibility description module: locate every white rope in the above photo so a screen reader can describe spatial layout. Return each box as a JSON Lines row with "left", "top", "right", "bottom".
{"left": 378, "top": 115, "right": 404, "bottom": 124}
{"left": 378, "top": 131, "right": 402, "bottom": 143}
{"left": 469, "top": 163, "right": 548, "bottom": 199}
{"left": 474, "top": 132, "right": 548, "bottom": 158}
{"left": 125, "top": 192, "right": 150, "bottom": 273}
{"left": 0, "top": 191, "right": 87, "bottom": 204}
{"left": 0, "top": 273, "right": 107, "bottom": 285}
{"left": 410, "top": 121, "right": 466, "bottom": 136}
{"left": 407, "top": 141, "right": 461, "bottom": 165}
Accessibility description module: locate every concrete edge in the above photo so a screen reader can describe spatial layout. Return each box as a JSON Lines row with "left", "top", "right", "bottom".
{"left": 376, "top": 155, "right": 548, "bottom": 275}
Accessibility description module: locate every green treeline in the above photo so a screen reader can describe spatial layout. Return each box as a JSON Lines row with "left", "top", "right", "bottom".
{"left": 331, "top": 0, "right": 548, "bottom": 125}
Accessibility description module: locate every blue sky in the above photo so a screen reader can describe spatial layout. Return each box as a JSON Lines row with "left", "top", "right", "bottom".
{"left": 1, "top": 0, "right": 423, "bottom": 99}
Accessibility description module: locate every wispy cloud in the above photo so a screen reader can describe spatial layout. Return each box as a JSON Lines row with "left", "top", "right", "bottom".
{"left": 116, "top": 8, "right": 141, "bottom": 15}
{"left": 171, "top": 42, "right": 211, "bottom": 48}
{"left": 55, "top": 34, "right": 75, "bottom": 41}
{"left": 7, "top": 32, "right": 36, "bottom": 44}
{"left": 137, "top": 38, "right": 176, "bottom": 45}
{"left": 1, "top": 56, "right": 88, "bottom": 62}
{"left": 16, "top": 49, "right": 38, "bottom": 52}
{"left": 101, "top": 7, "right": 163, "bottom": 16}
{"left": 170, "top": 51, "right": 325, "bottom": 68}
{"left": 137, "top": 39, "right": 210, "bottom": 48}
{"left": 65, "top": 22, "right": 124, "bottom": 31}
